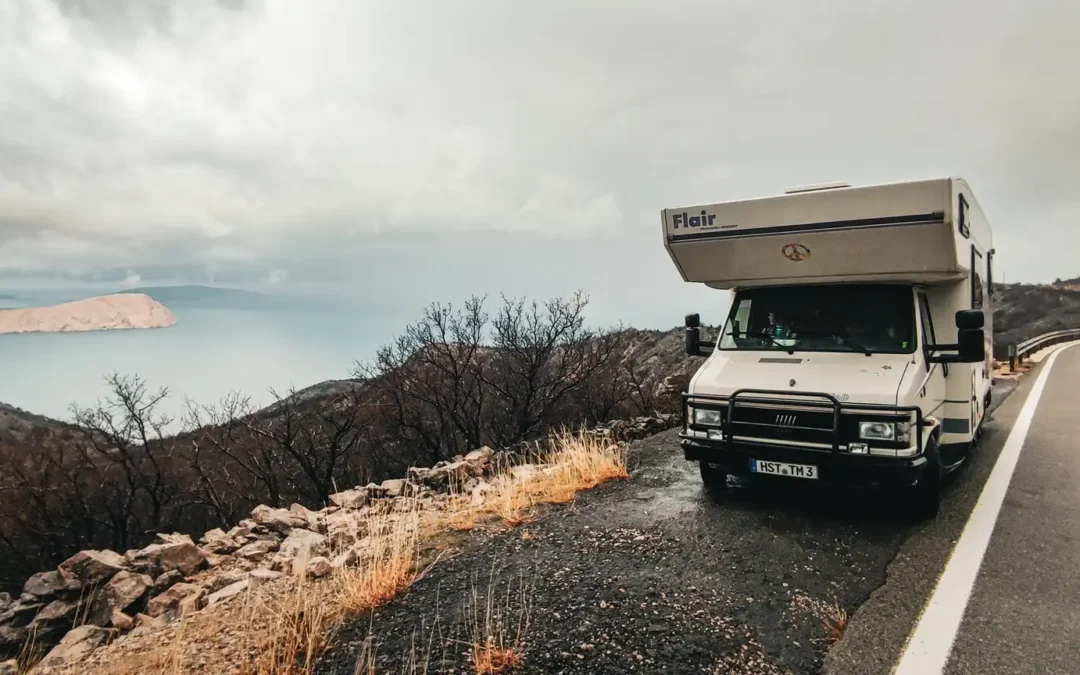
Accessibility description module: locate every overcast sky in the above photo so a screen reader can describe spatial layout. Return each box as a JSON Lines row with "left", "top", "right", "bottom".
{"left": 1, "top": 0, "right": 1078, "bottom": 321}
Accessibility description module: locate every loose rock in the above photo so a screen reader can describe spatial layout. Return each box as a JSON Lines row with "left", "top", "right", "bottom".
{"left": 87, "top": 571, "right": 152, "bottom": 626}
{"left": 206, "top": 580, "right": 248, "bottom": 606}
{"left": 23, "top": 570, "right": 80, "bottom": 599}
{"left": 152, "top": 569, "right": 184, "bottom": 592}
{"left": 329, "top": 488, "right": 367, "bottom": 509}
{"left": 146, "top": 583, "right": 203, "bottom": 618}
{"left": 58, "top": 550, "right": 128, "bottom": 585}
{"left": 278, "top": 528, "right": 328, "bottom": 560}
{"left": 304, "top": 557, "right": 333, "bottom": 579}
{"left": 250, "top": 505, "right": 307, "bottom": 534}
{"left": 38, "top": 625, "right": 116, "bottom": 670}
{"left": 248, "top": 568, "right": 284, "bottom": 588}
{"left": 128, "top": 538, "right": 206, "bottom": 577}
{"left": 109, "top": 609, "right": 133, "bottom": 632}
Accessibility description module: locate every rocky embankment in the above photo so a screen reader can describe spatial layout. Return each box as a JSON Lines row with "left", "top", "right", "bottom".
{"left": 0, "top": 415, "right": 676, "bottom": 674}
{"left": 0, "top": 293, "right": 176, "bottom": 335}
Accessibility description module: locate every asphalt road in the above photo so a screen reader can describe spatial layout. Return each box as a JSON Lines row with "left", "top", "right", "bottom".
{"left": 943, "top": 344, "right": 1080, "bottom": 675}
{"left": 316, "top": 378, "right": 1024, "bottom": 675}
{"left": 825, "top": 354, "right": 1068, "bottom": 675}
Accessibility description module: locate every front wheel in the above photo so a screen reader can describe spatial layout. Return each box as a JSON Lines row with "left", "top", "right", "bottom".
{"left": 908, "top": 441, "right": 942, "bottom": 520}
{"left": 699, "top": 462, "right": 728, "bottom": 491}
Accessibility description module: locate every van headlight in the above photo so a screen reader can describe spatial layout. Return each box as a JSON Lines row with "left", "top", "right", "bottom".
{"left": 859, "top": 421, "right": 896, "bottom": 441}
{"left": 693, "top": 408, "right": 723, "bottom": 427}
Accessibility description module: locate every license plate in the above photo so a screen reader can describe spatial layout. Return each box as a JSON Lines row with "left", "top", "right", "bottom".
{"left": 749, "top": 459, "right": 818, "bottom": 480}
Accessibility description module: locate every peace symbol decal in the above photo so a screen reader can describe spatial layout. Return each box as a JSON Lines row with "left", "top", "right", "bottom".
{"left": 781, "top": 243, "right": 811, "bottom": 262}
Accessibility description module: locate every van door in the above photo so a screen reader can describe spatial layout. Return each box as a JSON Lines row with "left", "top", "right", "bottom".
{"left": 916, "top": 291, "right": 947, "bottom": 431}
{"left": 970, "top": 245, "right": 989, "bottom": 429}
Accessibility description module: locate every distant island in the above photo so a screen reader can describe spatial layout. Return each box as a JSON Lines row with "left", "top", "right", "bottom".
{"left": 0, "top": 292, "right": 177, "bottom": 335}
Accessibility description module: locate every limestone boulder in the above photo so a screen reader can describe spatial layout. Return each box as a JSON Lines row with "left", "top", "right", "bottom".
{"left": 380, "top": 478, "right": 407, "bottom": 497}
{"left": 278, "top": 528, "right": 328, "bottom": 560}
{"left": 328, "top": 488, "right": 367, "bottom": 509}
{"left": 29, "top": 599, "right": 81, "bottom": 630}
{"left": 289, "top": 503, "right": 326, "bottom": 533}
{"left": 206, "top": 570, "right": 249, "bottom": 594}
{"left": 58, "top": 550, "right": 127, "bottom": 586}
{"left": 199, "top": 528, "right": 243, "bottom": 554}
{"left": 304, "top": 557, "right": 333, "bottom": 579}
{"left": 0, "top": 625, "right": 27, "bottom": 648}
{"left": 23, "top": 570, "right": 80, "bottom": 599}
{"left": 38, "top": 625, "right": 116, "bottom": 670}
{"left": 145, "top": 583, "right": 203, "bottom": 619}
{"left": 247, "top": 568, "right": 284, "bottom": 589}
{"left": 87, "top": 571, "right": 152, "bottom": 626}
{"left": 464, "top": 445, "right": 495, "bottom": 466}
{"left": 206, "top": 580, "right": 248, "bottom": 607}
{"left": 325, "top": 508, "right": 368, "bottom": 549}
{"left": 152, "top": 569, "right": 184, "bottom": 592}
{"left": 0, "top": 600, "right": 43, "bottom": 628}
{"left": 128, "top": 538, "right": 205, "bottom": 577}
{"left": 111, "top": 609, "right": 134, "bottom": 632}
{"left": 250, "top": 505, "right": 306, "bottom": 534}
{"left": 235, "top": 539, "right": 278, "bottom": 562}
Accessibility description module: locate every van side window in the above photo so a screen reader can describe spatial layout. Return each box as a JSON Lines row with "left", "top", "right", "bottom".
{"left": 958, "top": 194, "right": 970, "bottom": 238}
{"left": 971, "top": 247, "right": 984, "bottom": 309}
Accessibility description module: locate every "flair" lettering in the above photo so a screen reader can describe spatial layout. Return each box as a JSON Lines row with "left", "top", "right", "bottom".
{"left": 672, "top": 210, "right": 717, "bottom": 229}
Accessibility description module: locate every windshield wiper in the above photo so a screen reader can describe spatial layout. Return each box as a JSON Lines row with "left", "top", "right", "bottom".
{"left": 794, "top": 330, "right": 873, "bottom": 356}
{"left": 731, "top": 329, "right": 796, "bottom": 354}
{"left": 833, "top": 335, "right": 873, "bottom": 356}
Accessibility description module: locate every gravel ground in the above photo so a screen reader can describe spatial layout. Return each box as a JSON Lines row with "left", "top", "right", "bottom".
{"left": 315, "top": 428, "right": 932, "bottom": 675}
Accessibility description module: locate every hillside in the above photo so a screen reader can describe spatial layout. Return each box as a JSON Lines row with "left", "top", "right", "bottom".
{"left": 993, "top": 281, "right": 1080, "bottom": 348}
{"left": 0, "top": 293, "right": 176, "bottom": 335}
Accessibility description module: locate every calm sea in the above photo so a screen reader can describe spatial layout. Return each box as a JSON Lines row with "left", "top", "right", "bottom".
{"left": 0, "top": 288, "right": 408, "bottom": 428}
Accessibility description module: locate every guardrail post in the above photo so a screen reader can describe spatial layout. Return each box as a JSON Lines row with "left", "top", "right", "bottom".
{"left": 1008, "top": 344, "right": 1016, "bottom": 372}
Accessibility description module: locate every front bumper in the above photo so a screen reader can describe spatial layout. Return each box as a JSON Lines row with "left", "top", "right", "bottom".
{"left": 681, "top": 436, "right": 927, "bottom": 487}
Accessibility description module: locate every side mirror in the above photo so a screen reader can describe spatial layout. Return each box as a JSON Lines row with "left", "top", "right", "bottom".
{"left": 685, "top": 313, "right": 713, "bottom": 357}
{"left": 956, "top": 309, "right": 984, "bottom": 330}
{"left": 957, "top": 327, "right": 985, "bottom": 363}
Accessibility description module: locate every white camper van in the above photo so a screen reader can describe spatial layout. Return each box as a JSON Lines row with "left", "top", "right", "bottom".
{"left": 665, "top": 177, "right": 994, "bottom": 518}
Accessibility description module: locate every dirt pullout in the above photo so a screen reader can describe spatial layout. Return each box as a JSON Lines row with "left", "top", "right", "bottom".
{"left": 317, "top": 429, "right": 918, "bottom": 675}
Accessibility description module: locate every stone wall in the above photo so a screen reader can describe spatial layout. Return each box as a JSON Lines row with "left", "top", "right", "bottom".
{"left": 0, "top": 414, "right": 677, "bottom": 673}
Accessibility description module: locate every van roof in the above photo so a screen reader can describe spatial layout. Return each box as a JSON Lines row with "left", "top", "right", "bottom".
{"left": 662, "top": 177, "right": 986, "bottom": 289}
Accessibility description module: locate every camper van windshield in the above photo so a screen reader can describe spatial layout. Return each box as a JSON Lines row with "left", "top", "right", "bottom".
{"left": 718, "top": 284, "right": 916, "bottom": 355}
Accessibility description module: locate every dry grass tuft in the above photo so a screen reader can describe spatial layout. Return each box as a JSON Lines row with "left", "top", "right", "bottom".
{"left": 465, "top": 570, "right": 531, "bottom": 675}
{"left": 821, "top": 602, "right": 848, "bottom": 644}
{"left": 470, "top": 637, "right": 524, "bottom": 675}
{"left": 420, "top": 429, "right": 628, "bottom": 537}
{"left": 241, "top": 574, "right": 340, "bottom": 675}
{"left": 791, "top": 594, "right": 848, "bottom": 645}
{"left": 336, "top": 509, "right": 422, "bottom": 615}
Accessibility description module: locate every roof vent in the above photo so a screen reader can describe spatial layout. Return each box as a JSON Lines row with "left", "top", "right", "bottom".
{"left": 784, "top": 182, "right": 852, "bottom": 194}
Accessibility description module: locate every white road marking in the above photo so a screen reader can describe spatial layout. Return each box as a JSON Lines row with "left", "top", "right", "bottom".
{"left": 893, "top": 343, "right": 1076, "bottom": 675}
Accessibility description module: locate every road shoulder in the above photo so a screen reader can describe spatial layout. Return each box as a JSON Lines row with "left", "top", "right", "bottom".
{"left": 823, "top": 372, "right": 1037, "bottom": 675}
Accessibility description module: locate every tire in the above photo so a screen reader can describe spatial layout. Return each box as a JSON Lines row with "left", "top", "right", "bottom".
{"left": 699, "top": 462, "right": 728, "bottom": 491}
{"left": 909, "top": 440, "right": 942, "bottom": 520}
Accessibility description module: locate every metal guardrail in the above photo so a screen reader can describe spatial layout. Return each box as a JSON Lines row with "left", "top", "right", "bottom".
{"left": 1008, "top": 328, "right": 1080, "bottom": 371}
